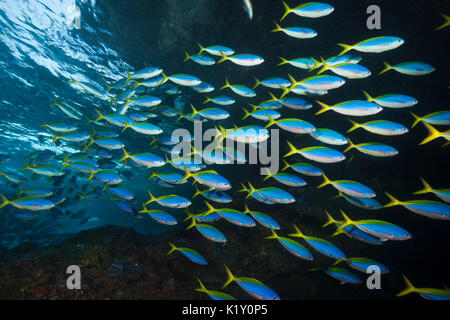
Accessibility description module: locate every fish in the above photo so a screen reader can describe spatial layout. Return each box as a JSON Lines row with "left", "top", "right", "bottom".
{"left": 338, "top": 36, "right": 404, "bottom": 55}
{"left": 126, "top": 67, "right": 163, "bottom": 80}
{"left": 184, "top": 52, "right": 216, "bottom": 66}
{"left": 223, "top": 266, "right": 280, "bottom": 300}
{"left": 148, "top": 171, "right": 187, "bottom": 185}
{"left": 310, "top": 128, "right": 348, "bottom": 145}
{"left": 410, "top": 111, "right": 450, "bottom": 128}
{"left": 197, "top": 43, "right": 235, "bottom": 56}
{"left": 242, "top": 0, "right": 253, "bottom": 20}
{"left": 288, "top": 224, "right": 346, "bottom": 260}
{"left": 333, "top": 192, "right": 382, "bottom": 210}
{"left": 318, "top": 173, "right": 376, "bottom": 198}
{"left": 397, "top": 274, "right": 450, "bottom": 300}
{"left": 49, "top": 99, "right": 83, "bottom": 120}
{"left": 69, "top": 78, "right": 105, "bottom": 97}
{"left": 121, "top": 121, "right": 163, "bottom": 135}
{"left": 253, "top": 77, "right": 291, "bottom": 90}
{"left": 187, "top": 104, "right": 230, "bottom": 121}
{"left": 87, "top": 168, "right": 122, "bottom": 185}
{"left": 284, "top": 74, "right": 345, "bottom": 95}
{"left": 268, "top": 92, "right": 312, "bottom": 110}
{"left": 333, "top": 210, "right": 412, "bottom": 241}
{"left": 278, "top": 57, "right": 316, "bottom": 69}
{"left": 144, "top": 190, "right": 191, "bottom": 209}
{"left": 271, "top": 21, "right": 317, "bottom": 39}
{"left": 0, "top": 194, "right": 55, "bottom": 211}
{"left": 347, "top": 119, "right": 408, "bottom": 136}
{"left": 202, "top": 201, "right": 256, "bottom": 227}
{"left": 379, "top": 61, "right": 435, "bottom": 76}
{"left": 266, "top": 116, "right": 316, "bottom": 134}
{"left": 139, "top": 205, "right": 178, "bottom": 225}
{"left": 312, "top": 267, "right": 361, "bottom": 285}
{"left": 362, "top": 91, "right": 418, "bottom": 108}
{"left": 243, "top": 204, "right": 280, "bottom": 230}
{"left": 384, "top": 192, "right": 450, "bottom": 220}
{"left": 322, "top": 211, "right": 386, "bottom": 245}
{"left": 317, "top": 57, "right": 371, "bottom": 79}
{"left": 280, "top": 1, "right": 334, "bottom": 20}
{"left": 193, "top": 185, "right": 233, "bottom": 204}
{"left": 195, "top": 279, "right": 236, "bottom": 300}
{"left": 413, "top": 178, "right": 450, "bottom": 203}
{"left": 0, "top": 171, "right": 28, "bottom": 184}
{"left": 107, "top": 186, "right": 134, "bottom": 200}
{"left": 221, "top": 78, "right": 256, "bottom": 97}
{"left": 333, "top": 257, "right": 390, "bottom": 274}
{"left": 185, "top": 214, "right": 227, "bottom": 242}
{"left": 262, "top": 169, "right": 307, "bottom": 187}
{"left": 219, "top": 125, "right": 269, "bottom": 144}
{"left": 309, "top": 54, "right": 363, "bottom": 71}
{"left": 41, "top": 123, "right": 78, "bottom": 133}
{"left": 282, "top": 160, "right": 323, "bottom": 176}
{"left": 265, "top": 229, "right": 314, "bottom": 261}
{"left": 18, "top": 187, "right": 53, "bottom": 198}
{"left": 192, "top": 82, "right": 215, "bottom": 93}
{"left": 344, "top": 138, "right": 399, "bottom": 157}
{"left": 181, "top": 168, "right": 232, "bottom": 191}
{"left": 284, "top": 141, "right": 346, "bottom": 163}
{"left": 167, "top": 243, "right": 207, "bottom": 265}
{"left": 119, "top": 148, "right": 165, "bottom": 168}
{"left": 218, "top": 52, "right": 264, "bottom": 67}
{"left": 243, "top": 106, "right": 281, "bottom": 121}
{"left": 240, "top": 181, "right": 296, "bottom": 204}
{"left": 203, "top": 95, "right": 236, "bottom": 106}
{"left": 315, "top": 100, "right": 383, "bottom": 116}
{"left": 163, "top": 73, "right": 202, "bottom": 87}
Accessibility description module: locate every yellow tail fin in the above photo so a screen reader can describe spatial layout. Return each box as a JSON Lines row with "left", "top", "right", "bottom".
{"left": 280, "top": 1, "right": 291, "bottom": 21}
{"left": 184, "top": 52, "right": 191, "bottom": 62}
{"left": 343, "top": 137, "right": 356, "bottom": 153}
{"left": 315, "top": 100, "right": 332, "bottom": 115}
{"left": 435, "top": 13, "right": 450, "bottom": 31}
{"left": 253, "top": 77, "right": 261, "bottom": 90}
{"left": 265, "top": 115, "right": 278, "bottom": 129}
{"left": 278, "top": 57, "right": 289, "bottom": 66}
{"left": 347, "top": 119, "right": 361, "bottom": 133}
{"left": 322, "top": 211, "right": 338, "bottom": 228}
{"left": 217, "top": 51, "right": 229, "bottom": 64}
{"left": 413, "top": 178, "right": 433, "bottom": 195}
{"left": 220, "top": 78, "right": 231, "bottom": 90}
{"left": 362, "top": 90, "right": 374, "bottom": 102}
{"left": 378, "top": 61, "right": 392, "bottom": 75}
{"left": 271, "top": 21, "right": 283, "bottom": 32}
{"left": 0, "top": 194, "right": 10, "bottom": 209}
{"left": 410, "top": 112, "right": 423, "bottom": 128}
{"left": 195, "top": 278, "right": 208, "bottom": 293}
{"left": 167, "top": 242, "right": 178, "bottom": 255}
{"left": 265, "top": 228, "right": 279, "bottom": 240}
{"left": 288, "top": 224, "right": 305, "bottom": 238}
{"left": 419, "top": 122, "right": 444, "bottom": 145}
{"left": 317, "top": 173, "right": 331, "bottom": 189}
{"left": 383, "top": 192, "right": 402, "bottom": 208}
{"left": 337, "top": 43, "right": 353, "bottom": 56}
{"left": 396, "top": 274, "right": 417, "bottom": 297}
{"left": 284, "top": 141, "right": 300, "bottom": 158}
{"left": 317, "top": 57, "right": 329, "bottom": 74}
{"left": 223, "top": 265, "right": 236, "bottom": 289}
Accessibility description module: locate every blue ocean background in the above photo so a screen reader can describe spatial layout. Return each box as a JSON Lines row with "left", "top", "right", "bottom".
{"left": 0, "top": 0, "right": 449, "bottom": 299}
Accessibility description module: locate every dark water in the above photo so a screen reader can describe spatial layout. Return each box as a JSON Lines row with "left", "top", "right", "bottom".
{"left": 0, "top": 0, "right": 449, "bottom": 299}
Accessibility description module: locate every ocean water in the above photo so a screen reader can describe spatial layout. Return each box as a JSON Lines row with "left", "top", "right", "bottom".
{"left": 0, "top": 0, "right": 449, "bottom": 299}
